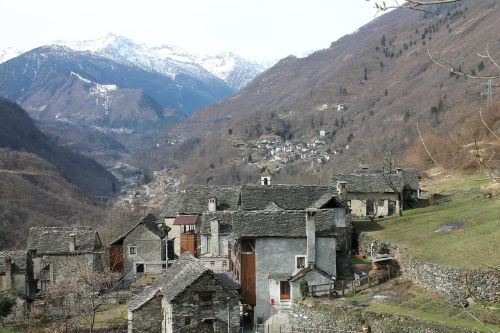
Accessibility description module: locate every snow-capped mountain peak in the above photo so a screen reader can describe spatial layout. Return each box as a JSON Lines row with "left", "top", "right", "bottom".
{"left": 0, "top": 47, "right": 22, "bottom": 63}
{"left": 55, "top": 34, "right": 266, "bottom": 90}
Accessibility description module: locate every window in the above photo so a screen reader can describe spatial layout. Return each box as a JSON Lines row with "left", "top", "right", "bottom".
{"left": 210, "top": 261, "right": 215, "bottom": 268}
{"left": 222, "top": 260, "right": 228, "bottom": 270}
{"left": 347, "top": 200, "right": 351, "bottom": 207}
{"left": 40, "top": 281, "right": 49, "bottom": 293}
{"left": 129, "top": 246, "right": 137, "bottom": 255}
{"left": 199, "top": 292, "right": 213, "bottom": 310}
{"left": 135, "top": 263, "right": 144, "bottom": 273}
{"left": 296, "top": 256, "right": 306, "bottom": 269}
{"left": 184, "top": 317, "right": 191, "bottom": 326}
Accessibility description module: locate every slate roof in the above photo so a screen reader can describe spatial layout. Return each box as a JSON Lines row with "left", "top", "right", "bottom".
{"left": 110, "top": 214, "right": 169, "bottom": 246}
{"left": 164, "top": 185, "right": 241, "bottom": 215}
{"left": 331, "top": 171, "right": 405, "bottom": 193}
{"left": 0, "top": 251, "right": 27, "bottom": 274}
{"left": 128, "top": 253, "right": 211, "bottom": 311}
{"left": 231, "top": 209, "right": 341, "bottom": 238}
{"left": 27, "top": 226, "right": 101, "bottom": 255}
{"left": 240, "top": 185, "right": 340, "bottom": 211}
{"left": 401, "top": 169, "right": 420, "bottom": 190}
{"left": 162, "top": 194, "right": 183, "bottom": 217}
{"left": 200, "top": 212, "right": 234, "bottom": 235}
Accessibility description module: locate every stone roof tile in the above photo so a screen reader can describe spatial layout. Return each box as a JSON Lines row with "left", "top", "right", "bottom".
{"left": 0, "top": 250, "right": 27, "bottom": 274}
{"left": 27, "top": 226, "right": 101, "bottom": 255}
{"left": 128, "top": 253, "right": 210, "bottom": 311}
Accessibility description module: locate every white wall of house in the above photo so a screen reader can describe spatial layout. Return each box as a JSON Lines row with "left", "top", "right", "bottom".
{"left": 165, "top": 217, "right": 180, "bottom": 256}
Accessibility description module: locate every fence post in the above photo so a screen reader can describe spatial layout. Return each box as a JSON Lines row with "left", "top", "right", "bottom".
{"left": 341, "top": 280, "right": 345, "bottom": 296}
{"left": 328, "top": 282, "right": 332, "bottom": 298}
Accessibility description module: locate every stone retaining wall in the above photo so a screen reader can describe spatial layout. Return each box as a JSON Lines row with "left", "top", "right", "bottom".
{"left": 358, "top": 234, "right": 499, "bottom": 305}
{"left": 287, "top": 304, "right": 480, "bottom": 333}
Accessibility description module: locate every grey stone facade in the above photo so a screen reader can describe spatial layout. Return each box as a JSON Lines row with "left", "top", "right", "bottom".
{"left": 128, "top": 254, "right": 240, "bottom": 333}
{"left": 254, "top": 237, "right": 337, "bottom": 321}
{"left": 26, "top": 226, "right": 103, "bottom": 293}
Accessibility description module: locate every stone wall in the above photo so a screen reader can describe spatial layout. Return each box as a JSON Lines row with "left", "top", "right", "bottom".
{"left": 287, "top": 303, "right": 480, "bottom": 333}
{"left": 123, "top": 224, "right": 163, "bottom": 281}
{"left": 170, "top": 271, "right": 240, "bottom": 333}
{"left": 129, "top": 294, "right": 163, "bottom": 333}
{"left": 358, "top": 234, "right": 500, "bottom": 305}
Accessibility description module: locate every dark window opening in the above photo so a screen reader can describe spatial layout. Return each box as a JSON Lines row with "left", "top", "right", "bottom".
{"left": 296, "top": 256, "right": 306, "bottom": 269}
{"left": 184, "top": 317, "right": 191, "bottom": 326}
{"left": 135, "top": 263, "right": 144, "bottom": 273}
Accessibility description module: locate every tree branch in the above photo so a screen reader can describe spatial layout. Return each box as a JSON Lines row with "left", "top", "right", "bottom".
{"left": 428, "top": 49, "right": 500, "bottom": 79}
{"left": 479, "top": 108, "right": 499, "bottom": 140}
{"left": 417, "top": 122, "right": 442, "bottom": 168}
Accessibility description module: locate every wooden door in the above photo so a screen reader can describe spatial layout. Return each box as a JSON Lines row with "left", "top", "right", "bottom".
{"left": 180, "top": 233, "right": 197, "bottom": 256}
{"left": 240, "top": 253, "right": 256, "bottom": 305}
{"left": 109, "top": 244, "right": 123, "bottom": 272}
{"left": 280, "top": 281, "right": 290, "bottom": 300}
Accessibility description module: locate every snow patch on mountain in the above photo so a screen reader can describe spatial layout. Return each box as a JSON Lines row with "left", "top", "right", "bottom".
{"left": 71, "top": 71, "right": 117, "bottom": 111}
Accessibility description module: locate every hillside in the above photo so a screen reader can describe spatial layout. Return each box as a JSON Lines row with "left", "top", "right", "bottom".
{"left": 0, "top": 148, "right": 106, "bottom": 250}
{"left": 0, "top": 98, "right": 118, "bottom": 196}
{"left": 356, "top": 171, "right": 500, "bottom": 269}
{"left": 133, "top": 0, "right": 500, "bottom": 184}
{"left": 0, "top": 45, "right": 234, "bottom": 159}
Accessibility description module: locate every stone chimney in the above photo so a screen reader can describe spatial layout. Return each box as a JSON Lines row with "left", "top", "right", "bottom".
{"left": 336, "top": 181, "right": 347, "bottom": 202}
{"left": 208, "top": 197, "right": 217, "bottom": 212}
{"left": 4, "top": 258, "right": 12, "bottom": 289}
{"left": 210, "top": 219, "right": 220, "bottom": 256}
{"left": 305, "top": 209, "right": 317, "bottom": 267}
{"left": 69, "top": 234, "right": 76, "bottom": 253}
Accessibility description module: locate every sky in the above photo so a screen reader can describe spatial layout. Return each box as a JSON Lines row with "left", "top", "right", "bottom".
{"left": 1, "top": 0, "right": 382, "bottom": 62}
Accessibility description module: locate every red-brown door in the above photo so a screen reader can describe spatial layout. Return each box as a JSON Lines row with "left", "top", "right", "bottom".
{"left": 110, "top": 244, "right": 123, "bottom": 272}
{"left": 180, "top": 233, "right": 197, "bottom": 256}
{"left": 280, "top": 281, "right": 290, "bottom": 300}
{"left": 241, "top": 253, "right": 256, "bottom": 305}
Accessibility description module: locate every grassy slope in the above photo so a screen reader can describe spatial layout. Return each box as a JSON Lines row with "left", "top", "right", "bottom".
{"left": 356, "top": 173, "right": 500, "bottom": 269}
{"left": 320, "top": 278, "right": 500, "bottom": 333}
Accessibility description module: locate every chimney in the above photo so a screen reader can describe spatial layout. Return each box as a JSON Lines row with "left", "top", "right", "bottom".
{"left": 208, "top": 197, "right": 217, "bottom": 212}
{"left": 69, "top": 234, "right": 76, "bottom": 253}
{"left": 4, "top": 258, "right": 12, "bottom": 289}
{"left": 336, "top": 181, "right": 347, "bottom": 202}
{"left": 210, "top": 219, "right": 220, "bottom": 256}
{"left": 305, "top": 209, "right": 317, "bottom": 267}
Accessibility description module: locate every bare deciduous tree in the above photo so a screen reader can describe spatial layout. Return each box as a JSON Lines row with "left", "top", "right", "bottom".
{"left": 46, "top": 259, "right": 122, "bottom": 333}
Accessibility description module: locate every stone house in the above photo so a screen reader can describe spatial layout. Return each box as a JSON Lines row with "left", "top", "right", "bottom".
{"left": 162, "top": 185, "right": 241, "bottom": 257}
{"left": 26, "top": 226, "right": 103, "bottom": 293}
{"left": 0, "top": 251, "right": 36, "bottom": 319}
{"left": 162, "top": 177, "right": 352, "bottom": 324}
{"left": 229, "top": 208, "right": 350, "bottom": 322}
{"left": 0, "top": 251, "right": 34, "bottom": 298}
{"left": 109, "top": 214, "right": 171, "bottom": 282}
{"left": 331, "top": 167, "right": 420, "bottom": 218}
{"left": 128, "top": 253, "right": 240, "bottom": 333}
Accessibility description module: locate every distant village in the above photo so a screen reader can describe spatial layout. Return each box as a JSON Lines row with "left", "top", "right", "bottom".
{"left": 0, "top": 167, "right": 420, "bottom": 332}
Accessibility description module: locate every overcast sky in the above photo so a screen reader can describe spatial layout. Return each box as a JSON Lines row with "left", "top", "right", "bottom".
{"left": 2, "top": 0, "right": 382, "bottom": 62}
